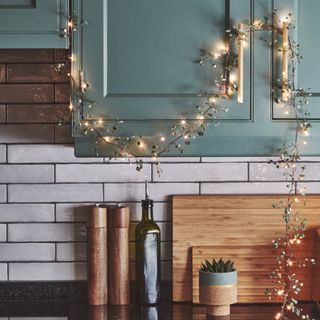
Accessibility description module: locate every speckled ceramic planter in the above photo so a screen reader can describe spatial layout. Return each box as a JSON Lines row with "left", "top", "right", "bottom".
{"left": 199, "top": 270, "right": 237, "bottom": 316}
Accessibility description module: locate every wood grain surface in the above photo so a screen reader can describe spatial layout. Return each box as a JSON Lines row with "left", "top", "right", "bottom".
{"left": 172, "top": 195, "right": 320, "bottom": 302}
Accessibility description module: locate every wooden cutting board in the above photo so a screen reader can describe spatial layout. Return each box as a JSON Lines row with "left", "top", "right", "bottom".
{"left": 192, "top": 245, "right": 280, "bottom": 303}
{"left": 172, "top": 195, "right": 320, "bottom": 302}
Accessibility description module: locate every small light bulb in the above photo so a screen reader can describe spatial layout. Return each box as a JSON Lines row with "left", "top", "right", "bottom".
{"left": 304, "top": 130, "right": 309, "bottom": 136}
{"left": 81, "top": 82, "right": 89, "bottom": 90}
{"left": 104, "top": 136, "right": 110, "bottom": 142}
{"left": 275, "top": 312, "right": 282, "bottom": 320}
{"left": 288, "top": 260, "right": 293, "bottom": 266}
{"left": 184, "top": 135, "right": 189, "bottom": 140}
{"left": 97, "top": 119, "right": 103, "bottom": 125}
{"left": 84, "top": 121, "right": 89, "bottom": 127}
{"left": 198, "top": 115, "right": 205, "bottom": 120}
{"left": 160, "top": 136, "right": 166, "bottom": 142}
{"left": 69, "top": 104, "right": 74, "bottom": 111}
{"left": 181, "top": 120, "right": 186, "bottom": 125}
{"left": 230, "top": 73, "right": 236, "bottom": 83}
{"left": 297, "top": 239, "right": 301, "bottom": 245}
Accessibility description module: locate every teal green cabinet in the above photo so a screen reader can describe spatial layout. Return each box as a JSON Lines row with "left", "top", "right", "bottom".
{"left": 73, "top": 0, "right": 320, "bottom": 157}
{"left": 0, "top": 0, "right": 69, "bottom": 48}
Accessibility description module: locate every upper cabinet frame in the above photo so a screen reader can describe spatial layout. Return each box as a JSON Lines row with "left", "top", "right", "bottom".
{"left": 72, "top": 0, "right": 320, "bottom": 157}
{"left": 0, "top": 0, "right": 70, "bottom": 48}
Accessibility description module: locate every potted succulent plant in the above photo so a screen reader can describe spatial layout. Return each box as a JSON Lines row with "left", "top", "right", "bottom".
{"left": 199, "top": 258, "right": 237, "bottom": 317}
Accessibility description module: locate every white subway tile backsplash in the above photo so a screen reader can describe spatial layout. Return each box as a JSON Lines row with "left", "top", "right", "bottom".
{"left": 250, "top": 162, "right": 320, "bottom": 181}
{"left": 0, "top": 145, "right": 5, "bottom": 163}
{"left": 0, "top": 224, "right": 6, "bottom": 242}
{"left": 56, "top": 203, "right": 92, "bottom": 222}
{"left": 129, "top": 202, "right": 172, "bottom": 222}
{"left": 0, "top": 263, "right": 7, "bottom": 280}
{"left": 9, "top": 262, "right": 87, "bottom": 281}
{"left": 0, "top": 165, "right": 54, "bottom": 183}
{"left": 201, "top": 182, "right": 289, "bottom": 194}
{"left": 0, "top": 150, "right": 319, "bottom": 282}
{"left": 0, "top": 204, "right": 54, "bottom": 222}
{"left": 297, "top": 182, "right": 320, "bottom": 194}
{"left": 56, "top": 164, "right": 151, "bottom": 183}
{"left": 104, "top": 183, "right": 199, "bottom": 202}
{"left": 104, "top": 183, "right": 144, "bottom": 202}
{"left": 0, "top": 243, "right": 55, "bottom": 261}
{"left": 56, "top": 243, "right": 87, "bottom": 261}
{"left": 0, "top": 185, "right": 6, "bottom": 203}
{"left": 150, "top": 183, "right": 199, "bottom": 201}
{"left": 8, "top": 144, "right": 103, "bottom": 164}
{"left": 8, "top": 223, "right": 86, "bottom": 242}
{"left": 153, "top": 163, "right": 247, "bottom": 182}
{"left": 8, "top": 184, "right": 103, "bottom": 202}
{"left": 202, "top": 157, "right": 277, "bottom": 163}
{"left": 55, "top": 202, "right": 171, "bottom": 222}
{"left": 249, "top": 163, "right": 289, "bottom": 181}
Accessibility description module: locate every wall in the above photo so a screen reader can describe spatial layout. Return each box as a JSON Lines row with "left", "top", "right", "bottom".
{"left": 0, "top": 49, "right": 319, "bottom": 281}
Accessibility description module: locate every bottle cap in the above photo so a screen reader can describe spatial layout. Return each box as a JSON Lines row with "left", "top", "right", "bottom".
{"left": 142, "top": 199, "right": 153, "bottom": 208}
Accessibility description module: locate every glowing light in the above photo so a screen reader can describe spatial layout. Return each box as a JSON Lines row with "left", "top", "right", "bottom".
{"left": 160, "top": 136, "right": 166, "bottom": 142}
{"left": 296, "top": 239, "right": 301, "bottom": 245}
{"left": 277, "top": 289, "right": 284, "bottom": 296}
{"left": 184, "top": 135, "right": 189, "bottom": 140}
{"left": 303, "top": 130, "right": 309, "bottom": 136}
{"left": 209, "top": 97, "right": 216, "bottom": 104}
{"left": 104, "top": 136, "right": 111, "bottom": 142}
{"left": 275, "top": 312, "right": 282, "bottom": 320}
{"left": 69, "top": 104, "right": 74, "bottom": 111}
{"left": 70, "top": 54, "right": 76, "bottom": 62}
{"left": 230, "top": 73, "right": 237, "bottom": 83}
{"left": 181, "top": 120, "right": 186, "bottom": 125}
{"left": 198, "top": 115, "right": 205, "bottom": 120}
{"left": 81, "top": 82, "right": 89, "bottom": 90}
{"left": 97, "top": 119, "right": 103, "bottom": 125}
{"left": 288, "top": 260, "right": 293, "bottom": 266}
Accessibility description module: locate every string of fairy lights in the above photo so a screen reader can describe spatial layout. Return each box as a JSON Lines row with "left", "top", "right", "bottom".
{"left": 63, "top": 8, "right": 315, "bottom": 320}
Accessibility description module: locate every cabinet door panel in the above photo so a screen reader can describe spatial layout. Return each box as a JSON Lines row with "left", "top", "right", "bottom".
{"left": 0, "top": 0, "right": 69, "bottom": 48}
{"left": 75, "top": 0, "right": 252, "bottom": 121}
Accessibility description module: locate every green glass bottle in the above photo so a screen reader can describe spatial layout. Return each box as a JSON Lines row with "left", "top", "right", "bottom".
{"left": 135, "top": 182, "right": 161, "bottom": 305}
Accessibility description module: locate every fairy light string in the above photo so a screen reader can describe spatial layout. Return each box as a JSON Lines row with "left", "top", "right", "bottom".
{"left": 59, "top": 10, "right": 315, "bottom": 319}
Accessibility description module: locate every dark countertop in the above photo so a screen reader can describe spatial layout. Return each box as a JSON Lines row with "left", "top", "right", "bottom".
{"left": 0, "top": 282, "right": 318, "bottom": 319}
{"left": 0, "top": 302, "right": 318, "bottom": 320}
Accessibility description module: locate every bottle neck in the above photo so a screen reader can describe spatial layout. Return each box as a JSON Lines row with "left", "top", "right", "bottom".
{"left": 142, "top": 206, "right": 153, "bottom": 221}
